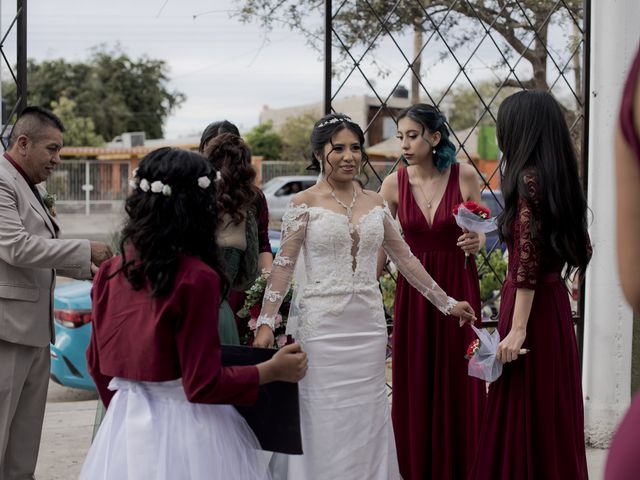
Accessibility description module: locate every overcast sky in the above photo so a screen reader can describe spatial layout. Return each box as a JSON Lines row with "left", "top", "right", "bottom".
{"left": 0, "top": 0, "right": 575, "bottom": 140}
{"left": 0, "top": 0, "right": 330, "bottom": 139}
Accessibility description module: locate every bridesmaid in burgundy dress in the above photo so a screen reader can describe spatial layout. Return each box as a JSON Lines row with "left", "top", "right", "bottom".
{"left": 471, "top": 90, "right": 592, "bottom": 479}
{"left": 606, "top": 46, "right": 640, "bottom": 480}
{"left": 380, "top": 104, "right": 486, "bottom": 480}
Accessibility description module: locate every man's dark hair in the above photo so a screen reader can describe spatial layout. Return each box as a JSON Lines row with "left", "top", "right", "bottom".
{"left": 8, "top": 106, "right": 65, "bottom": 147}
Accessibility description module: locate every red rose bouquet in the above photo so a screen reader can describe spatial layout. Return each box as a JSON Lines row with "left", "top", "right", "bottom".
{"left": 466, "top": 325, "right": 530, "bottom": 382}
{"left": 464, "top": 338, "right": 480, "bottom": 360}
{"left": 452, "top": 200, "right": 496, "bottom": 267}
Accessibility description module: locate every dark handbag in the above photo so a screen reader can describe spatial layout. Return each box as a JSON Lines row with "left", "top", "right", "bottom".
{"left": 221, "top": 345, "right": 303, "bottom": 454}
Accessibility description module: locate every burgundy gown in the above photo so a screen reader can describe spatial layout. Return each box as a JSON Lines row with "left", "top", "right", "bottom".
{"left": 471, "top": 172, "right": 589, "bottom": 479}
{"left": 605, "top": 46, "right": 640, "bottom": 480}
{"left": 392, "top": 164, "right": 485, "bottom": 480}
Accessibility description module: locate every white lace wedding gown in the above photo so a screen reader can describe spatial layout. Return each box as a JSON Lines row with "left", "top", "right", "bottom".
{"left": 257, "top": 201, "right": 457, "bottom": 480}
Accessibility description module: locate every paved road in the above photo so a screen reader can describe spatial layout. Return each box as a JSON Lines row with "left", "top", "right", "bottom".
{"left": 36, "top": 381, "right": 97, "bottom": 480}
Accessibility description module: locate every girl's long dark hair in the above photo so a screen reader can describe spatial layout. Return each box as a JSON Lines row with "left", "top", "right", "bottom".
{"left": 204, "top": 133, "right": 259, "bottom": 224}
{"left": 497, "top": 90, "right": 591, "bottom": 279}
{"left": 118, "top": 147, "right": 228, "bottom": 297}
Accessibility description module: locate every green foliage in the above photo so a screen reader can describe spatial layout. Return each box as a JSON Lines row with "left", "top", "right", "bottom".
{"left": 475, "top": 248, "right": 508, "bottom": 302}
{"left": 477, "top": 126, "right": 499, "bottom": 161}
{"left": 379, "top": 273, "right": 397, "bottom": 313}
{"left": 51, "top": 97, "right": 104, "bottom": 146}
{"left": 2, "top": 45, "right": 185, "bottom": 141}
{"left": 279, "top": 113, "right": 316, "bottom": 163}
{"left": 245, "top": 121, "right": 283, "bottom": 160}
{"left": 437, "top": 81, "right": 518, "bottom": 132}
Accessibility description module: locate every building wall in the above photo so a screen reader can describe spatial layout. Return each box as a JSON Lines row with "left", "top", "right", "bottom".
{"left": 260, "top": 94, "right": 410, "bottom": 146}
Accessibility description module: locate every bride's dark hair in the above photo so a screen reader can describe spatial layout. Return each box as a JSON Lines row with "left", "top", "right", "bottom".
{"left": 307, "top": 113, "right": 370, "bottom": 187}
{"left": 117, "top": 147, "right": 227, "bottom": 298}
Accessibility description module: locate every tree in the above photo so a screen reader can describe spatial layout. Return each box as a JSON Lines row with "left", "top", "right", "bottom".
{"left": 235, "top": 1, "right": 583, "bottom": 106}
{"left": 437, "top": 80, "right": 518, "bottom": 131}
{"left": 279, "top": 113, "right": 317, "bottom": 163}
{"left": 2, "top": 45, "right": 185, "bottom": 141}
{"left": 51, "top": 97, "right": 104, "bottom": 146}
{"left": 245, "top": 121, "right": 283, "bottom": 160}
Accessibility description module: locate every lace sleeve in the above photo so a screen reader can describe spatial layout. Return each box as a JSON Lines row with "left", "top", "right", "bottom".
{"left": 381, "top": 205, "right": 457, "bottom": 315}
{"left": 514, "top": 173, "right": 542, "bottom": 289}
{"left": 256, "top": 202, "right": 309, "bottom": 329}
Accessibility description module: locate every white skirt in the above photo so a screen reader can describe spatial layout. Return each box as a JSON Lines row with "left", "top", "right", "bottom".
{"left": 80, "top": 378, "right": 271, "bottom": 480}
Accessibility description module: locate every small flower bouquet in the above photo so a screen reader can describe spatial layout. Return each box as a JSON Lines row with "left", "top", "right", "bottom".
{"left": 237, "top": 273, "right": 293, "bottom": 348}
{"left": 452, "top": 200, "right": 496, "bottom": 268}
{"left": 466, "top": 325, "right": 529, "bottom": 382}
{"left": 464, "top": 338, "right": 480, "bottom": 360}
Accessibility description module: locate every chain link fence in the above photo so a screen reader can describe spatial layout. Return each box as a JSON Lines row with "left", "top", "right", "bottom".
{"left": 323, "top": 0, "right": 588, "bottom": 369}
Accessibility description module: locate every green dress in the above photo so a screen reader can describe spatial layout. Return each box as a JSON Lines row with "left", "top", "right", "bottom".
{"left": 218, "top": 210, "right": 260, "bottom": 345}
{"left": 218, "top": 248, "right": 244, "bottom": 345}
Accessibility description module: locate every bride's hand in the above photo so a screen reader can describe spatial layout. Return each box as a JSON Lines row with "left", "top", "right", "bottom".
{"left": 450, "top": 301, "right": 476, "bottom": 326}
{"left": 254, "top": 325, "right": 275, "bottom": 348}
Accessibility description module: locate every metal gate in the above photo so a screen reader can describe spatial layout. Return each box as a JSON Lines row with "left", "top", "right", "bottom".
{"left": 0, "top": 0, "right": 28, "bottom": 147}
{"left": 47, "top": 160, "right": 130, "bottom": 215}
{"left": 321, "top": 0, "right": 589, "bottom": 373}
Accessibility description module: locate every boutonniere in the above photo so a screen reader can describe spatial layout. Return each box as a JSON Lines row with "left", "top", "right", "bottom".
{"left": 42, "top": 192, "right": 57, "bottom": 217}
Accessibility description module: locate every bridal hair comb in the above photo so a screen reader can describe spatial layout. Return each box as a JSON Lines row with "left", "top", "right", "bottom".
{"left": 317, "top": 115, "right": 352, "bottom": 128}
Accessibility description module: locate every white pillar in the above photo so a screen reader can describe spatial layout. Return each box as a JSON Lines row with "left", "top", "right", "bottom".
{"left": 582, "top": 0, "right": 640, "bottom": 448}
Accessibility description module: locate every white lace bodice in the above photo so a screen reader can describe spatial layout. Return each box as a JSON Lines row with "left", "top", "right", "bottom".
{"left": 256, "top": 202, "right": 457, "bottom": 338}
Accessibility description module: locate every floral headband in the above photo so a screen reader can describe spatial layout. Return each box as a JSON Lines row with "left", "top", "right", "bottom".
{"left": 128, "top": 168, "right": 212, "bottom": 197}
{"left": 317, "top": 115, "right": 352, "bottom": 128}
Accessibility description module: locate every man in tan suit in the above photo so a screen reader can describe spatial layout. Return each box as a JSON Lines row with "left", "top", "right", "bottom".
{"left": 0, "top": 106, "right": 112, "bottom": 479}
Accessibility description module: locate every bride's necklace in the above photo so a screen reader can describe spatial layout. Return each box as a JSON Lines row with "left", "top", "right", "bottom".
{"left": 330, "top": 187, "right": 358, "bottom": 230}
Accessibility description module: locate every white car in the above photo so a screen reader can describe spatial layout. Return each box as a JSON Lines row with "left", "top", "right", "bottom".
{"left": 262, "top": 175, "right": 318, "bottom": 221}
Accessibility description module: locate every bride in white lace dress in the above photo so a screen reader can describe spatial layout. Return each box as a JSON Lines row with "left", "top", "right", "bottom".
{"left": 254, "top": 114, "right": 476, "bottom": 480}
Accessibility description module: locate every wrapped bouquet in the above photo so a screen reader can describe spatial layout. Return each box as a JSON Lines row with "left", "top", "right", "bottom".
{"left": 465, "top": 325, "right": 529, "bottom": 382}
{"left": 237, "top": 273, "right": 293, "bottom": 348}
{"left": 452, "top": 200, "right": 497, "bottom": 268}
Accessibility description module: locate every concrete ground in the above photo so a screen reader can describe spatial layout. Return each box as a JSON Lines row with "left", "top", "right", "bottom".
{"left": 56, "top": 212, "right": 125, "bottom": 244}
{"left": 36, "top": 381, "right": 608, "bottom": 480}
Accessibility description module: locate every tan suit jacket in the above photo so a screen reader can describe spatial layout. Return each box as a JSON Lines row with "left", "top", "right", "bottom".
{"left": 0, "top": 157, "right": 91, "bottom": 348}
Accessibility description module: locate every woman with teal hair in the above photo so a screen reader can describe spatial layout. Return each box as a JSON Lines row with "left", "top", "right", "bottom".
{"left": 380, "top": 104, "right": 486, "bottom": 479}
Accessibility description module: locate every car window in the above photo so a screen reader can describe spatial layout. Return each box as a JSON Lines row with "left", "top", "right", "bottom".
{"left": 302, "top": 181, "right": 316, "bottom": 190}
{"left": 261, "top": 178, "right": 282, "bottom": 193}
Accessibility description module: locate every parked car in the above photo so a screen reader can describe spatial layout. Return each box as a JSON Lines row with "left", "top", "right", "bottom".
{"left": 50, "top": 280, "right": 95, "bottom": 390}
{"left": 262, "top": 175, "right": 317, "bottom": 221}
{"left": 480, "top": 189, "right": 505, "bottom": 252}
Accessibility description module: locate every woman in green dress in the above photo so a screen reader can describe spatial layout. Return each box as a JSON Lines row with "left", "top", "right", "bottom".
{"left": 203, "top": 132, "right": 261, "bottom": 344}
